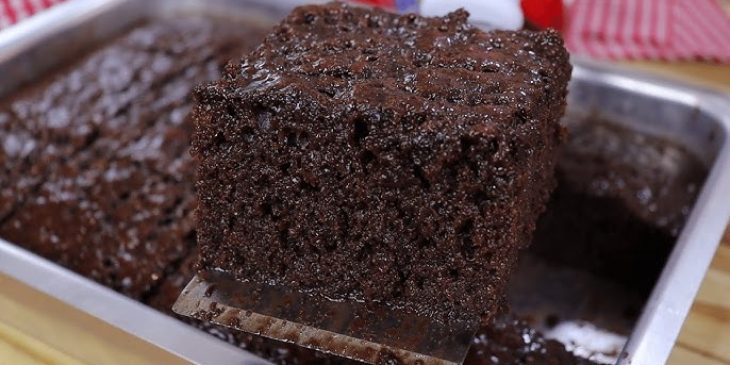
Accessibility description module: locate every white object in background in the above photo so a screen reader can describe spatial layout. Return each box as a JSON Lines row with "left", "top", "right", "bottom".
{"left": 420, "top": 0, "right": 524, "bottom": 30}
{"left": 545, "top": 321, "right": 626, "bottom": 364}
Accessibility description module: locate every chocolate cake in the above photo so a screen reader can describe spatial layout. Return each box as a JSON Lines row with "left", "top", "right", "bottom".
{"left": 0, "top": 113, "right": 51, "bottom": 222}
{"left": 530, "top": 115, "right": 707, "bottom": 292}
{"left": 6, "top": 19, "right": 252, "bottom": 144}
{"left": 193, "top": 2, "right": 571, "bottom": 324}
{"left": 0, "top": 18, "right": 267, "bottom": 299}
{"left": 0, "top": 19, "right": 265, "bottom": 223}
{"left": 0, "top": 135, "right": 196, "bottom": 298}
{"left": 466, "top": 315, "right": 594, "bottom": 365}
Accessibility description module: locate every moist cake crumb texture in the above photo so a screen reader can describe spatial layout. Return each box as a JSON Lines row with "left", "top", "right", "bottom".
{"left": 0, "top": 18, "right": 266, "bottom": 299}
{"left": 193, "top": 1, "right": 571, "bottom": 324}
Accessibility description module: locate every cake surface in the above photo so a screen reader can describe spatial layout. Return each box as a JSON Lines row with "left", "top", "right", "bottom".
{"left": 193, "top": 2, "right": 571, "bottom": 323}
{"left": 0, "top": 134, "right": 196, "bottom": 297}
{"left": 0, "top": 114, "right": 52, "bottom": 221}
{"left": 0, "top": 18, "right": 266, "bottom": 299}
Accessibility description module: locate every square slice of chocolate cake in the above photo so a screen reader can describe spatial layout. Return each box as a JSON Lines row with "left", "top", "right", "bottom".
{"left": 193, "top": 2, "right": 571, "bottom": 324}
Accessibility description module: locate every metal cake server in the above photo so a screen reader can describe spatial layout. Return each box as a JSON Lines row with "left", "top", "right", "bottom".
{"left": 173, "top": 270, "right": 478, "bottom": 365}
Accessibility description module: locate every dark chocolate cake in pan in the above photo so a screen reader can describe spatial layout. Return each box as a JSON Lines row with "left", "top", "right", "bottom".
{"left": 0, "top": 18, "right": 267, "bottom": 299}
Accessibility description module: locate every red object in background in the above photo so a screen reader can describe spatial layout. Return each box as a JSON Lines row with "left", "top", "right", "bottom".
{"left": 0, "top": 0, "right": 65, "bottom": 29}
{"left": 521, "top": 0, "right": 564, "bottom": 31}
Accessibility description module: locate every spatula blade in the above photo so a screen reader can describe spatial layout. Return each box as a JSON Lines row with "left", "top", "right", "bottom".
{"left": 173, "top": 271, "right": 478, "bottom": 365}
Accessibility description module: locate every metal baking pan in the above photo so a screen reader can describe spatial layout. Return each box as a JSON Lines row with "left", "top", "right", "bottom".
{"left": 0, "top": 0, "right": 729, "bottom": 364}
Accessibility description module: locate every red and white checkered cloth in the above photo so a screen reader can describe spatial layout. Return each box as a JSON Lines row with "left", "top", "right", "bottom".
{"left": 565, "top": 0, "right": 730, "bottom": 62}
{"left": 0, "top": 0, "right": 65, "bottom": 29}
